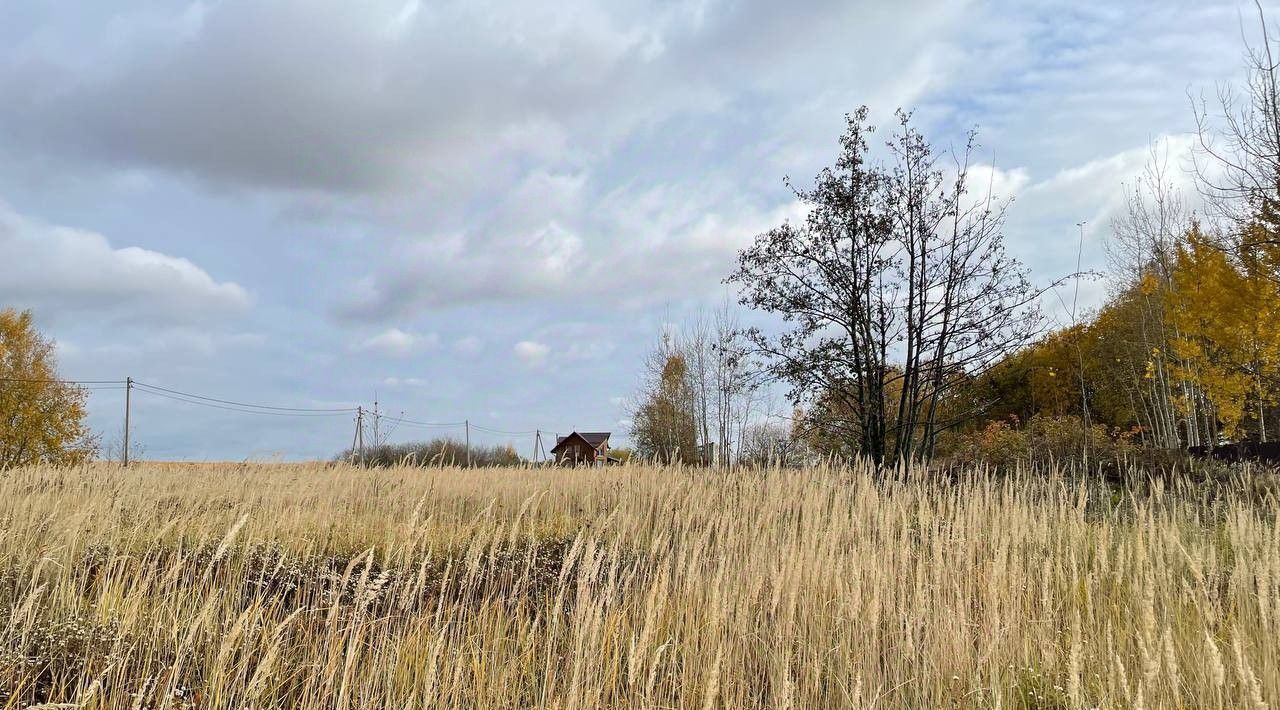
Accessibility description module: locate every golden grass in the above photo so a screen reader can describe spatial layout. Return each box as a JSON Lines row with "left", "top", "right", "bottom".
{"left": 0, "top": 461, "right": 1277, "bottom": 708}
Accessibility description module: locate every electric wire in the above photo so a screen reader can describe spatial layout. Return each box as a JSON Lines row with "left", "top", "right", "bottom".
{"left": 133, "top": 381, "right": 356, "bottom": 413}
{"left": 134, "top": 387, "right": 354, "bottom": 417}
{"left": 0, "top": 377, "right": 125, "bottom": 385}
{"left": 470, "top": 423, "right": 537, "bottom": 436}
{"left": 378, "top": 414, "right": 467, "bottom": 428}
{"left": 6, "top": 375, "right": 563, "bottom": 446}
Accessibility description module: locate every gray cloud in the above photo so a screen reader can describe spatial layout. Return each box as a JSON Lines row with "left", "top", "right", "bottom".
{"left": 0, "top": 1, "right": 675, "bottom": 193}
{"left": 0, "top": 0, "right": 1020, "bottom": 325}
{"left": 0, "top": 0, "right": 965, "bottom": 196}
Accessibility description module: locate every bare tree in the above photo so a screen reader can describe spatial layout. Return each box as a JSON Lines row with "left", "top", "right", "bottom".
{"left": 1110, "top": 143, "right": 1186, "bottom": 283}
{"left": 658, "top": 303, "right": 760, "bottom": 467}
{"left": 710, "top": 300, "right": 754, "bottom": 467}
{"left": 1106, "top": 144, "right": 1201, "bottom": 449}
{"left": 682, "top": 314, "right": 715, "bottom": 464}
{"left": 729, "top": 107, "right": 1047, "bottom": 466}
{"left": 1192, "top": 0, "right": 1280, "bottom": 263}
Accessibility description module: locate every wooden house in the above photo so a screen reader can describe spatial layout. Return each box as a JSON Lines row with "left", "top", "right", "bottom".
{"left": 551, "top": 431, "right": 611, "bottom": 465}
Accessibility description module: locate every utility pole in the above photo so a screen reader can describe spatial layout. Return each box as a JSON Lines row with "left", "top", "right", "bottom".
{"left": 534, "top": 429, "right": 541, "bottom": 465}
{"left": 465, "top": 419, "right": 471, "bottom": 468}
{"left": 123, "top": 377, "right": 132, "bottom": 467}
{"left": 356, "top": 406, "right": 365, "bottom": 466}
{"left": 1073, "top": 220, "right": 1091, "bottom": 469}
{"left": 349, "top": 409, "right": 360, "bottom": 465}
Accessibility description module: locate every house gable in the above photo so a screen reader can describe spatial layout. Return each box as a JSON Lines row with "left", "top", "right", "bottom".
{"left": 550, "top": 431, "right": 611, "bottom": 463}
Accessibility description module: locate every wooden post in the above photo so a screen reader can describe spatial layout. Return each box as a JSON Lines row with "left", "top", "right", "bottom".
{"left": 349, "top": 408, "right": 360, "bottom": 465}
{"left": 123, "top": 377, "right": 132, "bottom": 467}
{"left": 356, "top": 406, "right": 365, "bottom": 466}
{"left": 465, "top": 419, "right": 471, "bottom": 468}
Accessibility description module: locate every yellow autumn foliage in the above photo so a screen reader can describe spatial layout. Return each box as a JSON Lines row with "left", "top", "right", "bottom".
{"left": 0, "top": 308, "right": 95, "bottom": 469}
{"left": 1168, "top": 224, "right": 1280, "bottom": 438}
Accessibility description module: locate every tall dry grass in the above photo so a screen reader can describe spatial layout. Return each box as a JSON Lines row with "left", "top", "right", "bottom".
{"left": 0, "top": 461, "right": 1277, "bottom": 708}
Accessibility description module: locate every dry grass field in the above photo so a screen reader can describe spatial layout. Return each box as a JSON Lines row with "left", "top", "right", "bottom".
{"left": 1, "top": 461, "right": 1278, "bottom": 708}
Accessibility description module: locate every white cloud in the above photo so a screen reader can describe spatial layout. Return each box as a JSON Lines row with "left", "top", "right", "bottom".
{"left": 513, "top": 340, "right": 551, "bottom": 367}
{"left": 964, "top": 164, "right": 1031, "bottom": 206}
{"left": 354, "top": 327, "right": 438, "bottom": 357}
{"left": 0, "top": 200, "right": 250, "bottom": 323}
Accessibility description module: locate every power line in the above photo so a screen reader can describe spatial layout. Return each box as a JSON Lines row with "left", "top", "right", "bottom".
{"left": 133, "top": 381, "right": 356, "bottom": 413}
{"left": 133, "top": 386, "right": 354, "bottom": 418}
{"left": 6, "top": 373, "right": 568, "bottom": 458}
{"left": 0, "top": 377, "right": 125, "bottom": 385}
{"left": 379, "top": 414, "right": 466, "bottom": 428}
{"left": 470, "top": 423, "right": 537, "bottom": 436}
{"left": 5, "top": 376, "right": 550, "bottom": 432}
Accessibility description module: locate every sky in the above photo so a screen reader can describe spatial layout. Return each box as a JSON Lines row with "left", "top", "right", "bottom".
{"left": 0, "top": 0, "right": 1266, "bottom": 460}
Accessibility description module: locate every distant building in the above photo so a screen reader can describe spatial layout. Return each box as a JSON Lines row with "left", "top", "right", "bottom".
{"left": 551, "top": 431, "right": 612, "bottom": 465}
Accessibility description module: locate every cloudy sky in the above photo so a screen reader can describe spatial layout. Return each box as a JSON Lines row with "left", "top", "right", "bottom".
{"left": 0, "top": 0, "right": 1264, "bottom": 459}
